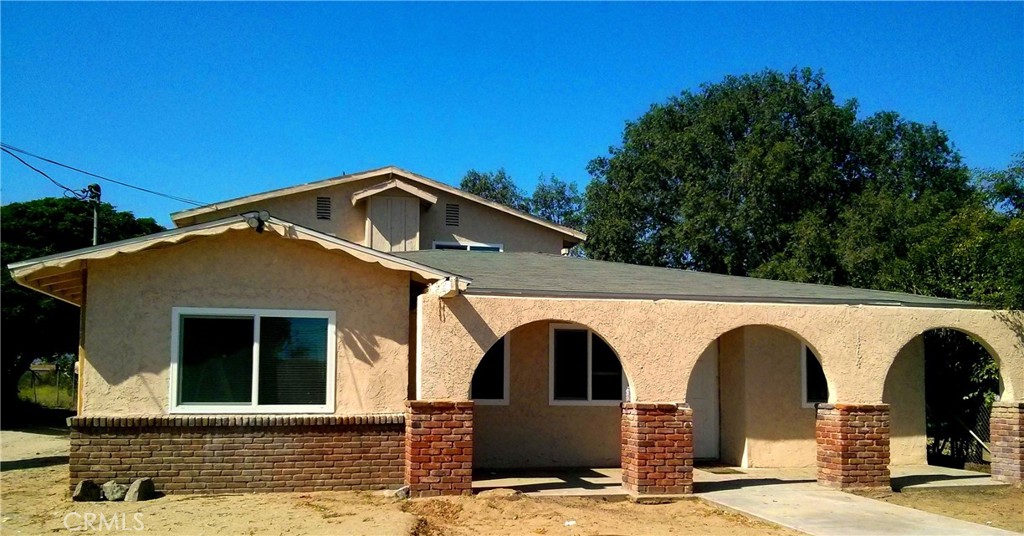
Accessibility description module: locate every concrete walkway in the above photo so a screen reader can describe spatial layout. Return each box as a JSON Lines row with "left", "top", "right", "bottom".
{"left": 695, "top": 468, "right": 1017, "bottom": 536}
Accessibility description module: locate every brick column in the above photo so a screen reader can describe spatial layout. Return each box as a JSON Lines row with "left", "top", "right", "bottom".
{"left": 816, "top": 404, "right": 891, "bottom": 489}
{"left": 405, "top": 400, "right": 473, "bottom": 497}
{"left": 621, "top": 403, "right": 693, "bottom": 496}
{"left": 990, "top": 401, "right": 1023, "bottom": 485}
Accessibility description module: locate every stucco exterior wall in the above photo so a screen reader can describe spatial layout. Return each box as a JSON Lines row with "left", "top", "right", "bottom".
{"left": 416, "top": 294, "right": 1023, "bottom": 407}
{"left": 884, "top": 336, "right": 928, "bottom": 465}
{"left": 418, "top": 189, "right": 568, "bottom": 253}
{"left": 716, "top": 327, "right": 816, "bottom": 467}
{"left": 180, "top": 180, "right": 370, "bottom": 243}
{"left": 474, "top": 321, "right": 621, "bottom": 468}
{"left": 81, "top": 229, "right": 411, "bottom": 416}
{"left": 177, "top": 173, "right": 573, "bottom": 254}
{"left": 719, "top": 329, "right": 746, "bottom": 466}
{"left": 742, "top": 326, "right": 817, "bottom": 467}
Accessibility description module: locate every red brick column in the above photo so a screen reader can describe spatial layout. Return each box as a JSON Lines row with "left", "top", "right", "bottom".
{"left": 990, "top": 401, "right": 1023, "bottom": 485}
{"left": 816, "top": 404, "right": 890, "bottom": 489}
{"left": 621, "top": 402, "right": 693, "bottom": 496}
{"left": 405, "top": 400, "right": 473, "bottom": 497}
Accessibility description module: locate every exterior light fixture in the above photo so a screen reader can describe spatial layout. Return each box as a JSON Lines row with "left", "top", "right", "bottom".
{"left": 243, "top": 211, "right": 271, "bottom": 233}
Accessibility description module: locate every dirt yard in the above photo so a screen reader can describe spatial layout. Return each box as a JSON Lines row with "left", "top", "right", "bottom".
{"left": 0, "top": 464, "right": 795, "bottom": 536}
{"left": 1, "top": 429, "right": 798, "bottom": 535}
{"left": 2, "top": 429, "right": 1021, "bottom": 535}
{"left": 853, "top": 486, "right": 1024, "bottom": 534}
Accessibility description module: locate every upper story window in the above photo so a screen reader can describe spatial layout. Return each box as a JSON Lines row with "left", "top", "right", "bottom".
{"left": 549, "top": 324, "right": 625, "bottom": 406}
{"left": 170, "top": 307, "right": 336, "bottom": 414}
{"left": 316, "top": 197, "right": 332, "bottom": 220}
{"left": 802, "top": 345, "right": 829, "bottom": 407}
{"left": 433, "top": 241, "right": 503, "bottom": 252}
{"left": 445, "top": 203, "right": 460, "bottom": 226}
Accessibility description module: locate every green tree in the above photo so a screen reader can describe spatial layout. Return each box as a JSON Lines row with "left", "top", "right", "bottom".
{"left": 459, "top": 168, "right": 530, "bottom": 212}
{"left": 585, "top": 68, "right": 859, "bottom": 274}
{"left": 585, "top": 68, "right": 1021, "bottom": 466}
{"left": 1, "top": 197, "right": 163, "bottom": 413}
{"left": 529, "top": 174, "right": 584, "bottom": 230}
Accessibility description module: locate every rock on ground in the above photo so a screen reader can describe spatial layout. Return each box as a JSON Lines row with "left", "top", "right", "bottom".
{"left": 72, "top": 480, "right": 101, "bottom": 502}
{"left": 101, "top": 480, "right": 128, "bottom": 501}
{"left": 125, "top": 477, "right": 156, "bottom": 502}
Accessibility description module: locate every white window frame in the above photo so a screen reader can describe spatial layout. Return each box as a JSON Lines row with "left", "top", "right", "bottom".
{"left": 472, "top": 334, "right": 511, "bottom": 406}
{"left": 548, "top": 323, "right": 625, "bottom": 406}
{"left": 801, "top": 344, "right": 828, "bottom": 409}
{"left": 432, "top": 240, "right": 504, "bottom": 252}
{"left": 169, "top": 307, "right": 337, "bottom": 414}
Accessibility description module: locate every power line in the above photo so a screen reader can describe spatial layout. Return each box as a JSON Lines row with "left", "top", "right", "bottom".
{"left": 1, "top": 146, "right": 88, "bottom": 200}
{"left": 0, "top": 143, "right": 208, "bottom": 207}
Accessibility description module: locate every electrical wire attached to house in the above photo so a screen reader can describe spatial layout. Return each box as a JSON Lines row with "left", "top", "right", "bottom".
{"left": 0, "top": 143, "right": 209, "bottom": 207}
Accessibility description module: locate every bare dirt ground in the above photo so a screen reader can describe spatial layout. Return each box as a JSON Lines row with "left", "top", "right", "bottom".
{"left": 0, "top": 429, "right": 797, "bottom": 535}
{"left": 853, "top": 486, "right": 1024, "bottom": 534}
{"left": 3, "top": 429, "right": 1019, "bottom": 535}
{"left": 0, "top": 462, "right": 796, "bottom": 536}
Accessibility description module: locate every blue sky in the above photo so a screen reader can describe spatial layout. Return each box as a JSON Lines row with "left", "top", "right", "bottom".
{"left": 2, "top": 2, "right": 1022, "bottom": 227}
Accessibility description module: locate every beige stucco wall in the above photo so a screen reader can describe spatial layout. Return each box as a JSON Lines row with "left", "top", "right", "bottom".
{"left": 416, "top": 294, "right": 1024, "bottom": 407}
{"left": 716, "top": 327, "right": 817, "bottom": 467}
{"left": 474, "top": 321, "right": 621, "bottom": 468}
{"left": 177, "top": 172, "right": 573, "bottom": 254}
{"left": 884, "top": 336, "right": 928, "bottom": 465}
{"left": 418, "top": 189, "right": 568, "bottom": 253}
{"left": 81, "top": 229, "right": 411, "bottom": 416}
{"left": 719, "top": 329, "right": 746, "bottom": 465}
{"left": 180, "top": 180, "right": 371, "bottom": 243}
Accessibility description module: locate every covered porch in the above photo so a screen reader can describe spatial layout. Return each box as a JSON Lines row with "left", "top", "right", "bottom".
{"left": 399, "top": 251, "right": 1024, "bottom": 498}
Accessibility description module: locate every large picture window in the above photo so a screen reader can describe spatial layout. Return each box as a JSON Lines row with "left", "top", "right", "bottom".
{"left": 170, "top": 308, "right": 336, "bottom": 413}
{"left": 549, "top": 324, "right": 625, "bottom": 406}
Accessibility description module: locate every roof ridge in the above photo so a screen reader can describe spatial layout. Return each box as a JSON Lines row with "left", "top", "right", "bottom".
{"left": 169, "top": 166, "right": 586, "bottom": 241}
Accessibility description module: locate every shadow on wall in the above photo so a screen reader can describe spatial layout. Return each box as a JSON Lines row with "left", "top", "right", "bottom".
{"left": 340, "top": 328, "right": 382, "bottom": 366}
{"left": 995, "top": 310, "right": 1024, "bottom": 348}
{"left": 883, "top": 335, "right": 927, "bottom": 465}
{"left": 441, "top": 295, "right": 499, "bottom": 358}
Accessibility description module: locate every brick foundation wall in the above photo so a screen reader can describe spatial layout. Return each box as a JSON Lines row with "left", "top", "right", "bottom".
{"left": 621, "top": 402, "right": 693, "bottom": 495}
{"left": 990, "top": 401, "right": 1023, "bottom": 485}
{"left": 68, "top": 415, "right": 405, "bottom": 494}
{"left": 816, "top": 404, "right": 890, "bottom": 489}
{"left": 405, "top": 401, "right": 473, "bottom": 497}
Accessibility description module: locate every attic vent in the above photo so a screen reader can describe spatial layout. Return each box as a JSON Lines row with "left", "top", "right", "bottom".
{"left": 445, "top": 203, "right": 460, "bottom": 226}
{"left": 316, "top": 196, "right": 332, "bottom": 220}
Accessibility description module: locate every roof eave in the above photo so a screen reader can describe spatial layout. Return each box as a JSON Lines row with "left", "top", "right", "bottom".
{"left": 8, "top": 214, "right": 468, "bottom": 305}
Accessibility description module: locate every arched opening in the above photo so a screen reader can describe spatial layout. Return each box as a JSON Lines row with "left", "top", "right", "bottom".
{"left": 469, "top": 320, "right": 629, "bottom": 493}
{"left": 687, "top": 325, "right": 829, "bottom": 473}
{"left": 884, "top": 328, "right": 1001, "bottom": 474}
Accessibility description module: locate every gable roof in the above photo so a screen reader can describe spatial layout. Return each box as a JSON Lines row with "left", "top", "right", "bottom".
{"left": 8, "top": 215, "right": 465, "bottom": 306}
{"left": 394, "top": 250, "right": 985, "bottom": 309}
{"left": 170, "top": 166, "right": 586, "bottom": 242}
{"left": 351, "top": 178, "right": 438, "bottom": 205}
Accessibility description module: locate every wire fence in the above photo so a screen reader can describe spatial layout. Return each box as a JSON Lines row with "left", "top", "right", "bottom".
{"left": 927, "top": 399, "right": 992, "bottom": 470}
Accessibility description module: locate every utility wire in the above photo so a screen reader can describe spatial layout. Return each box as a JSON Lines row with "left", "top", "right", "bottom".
{"left": 0, "top": 143, "right": 208, "bottom": 207}
{"left": 1, "top": 146, "right": 88, "bottom": 200}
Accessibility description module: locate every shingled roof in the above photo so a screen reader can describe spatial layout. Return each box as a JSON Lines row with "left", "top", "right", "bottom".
{"left": 396, "top": 250, "right": 982, "bottom": 308}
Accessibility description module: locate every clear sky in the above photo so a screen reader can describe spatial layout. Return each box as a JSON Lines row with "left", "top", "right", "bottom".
{"left": 2, "top": 2, "right": 1022, "bottom": 227}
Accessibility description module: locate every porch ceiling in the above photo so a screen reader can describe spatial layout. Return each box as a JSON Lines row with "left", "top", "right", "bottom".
{"left": 395, "top": 251, "right": 984, "bottom": 308}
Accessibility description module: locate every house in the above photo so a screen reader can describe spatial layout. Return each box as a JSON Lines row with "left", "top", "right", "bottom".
{"left": 8, "top": 166, "right": 1023, "bottom": 498}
